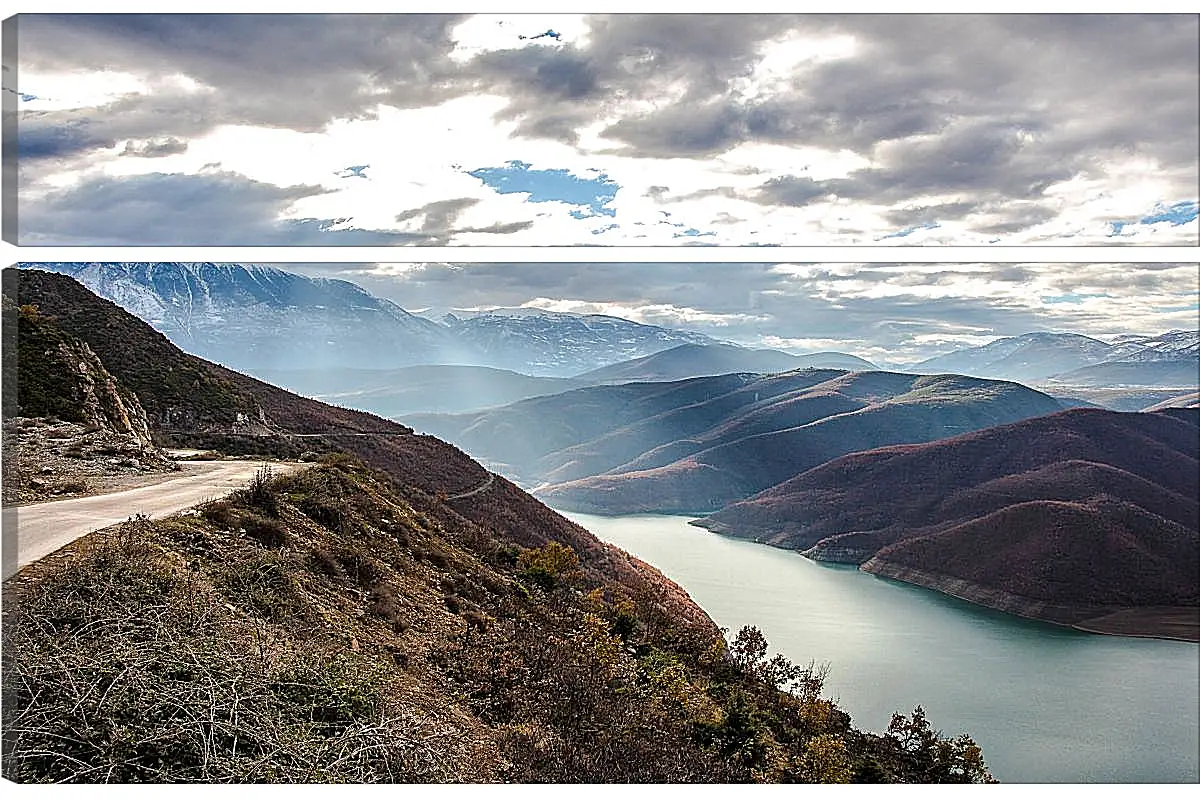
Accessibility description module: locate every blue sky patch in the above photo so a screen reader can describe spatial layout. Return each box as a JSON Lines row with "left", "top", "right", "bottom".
{"left": 880, "top": 222, "right": 940, "bottom": 240}
{"left": 468, "top": 160, "right": 619, "bottom": 218}
{"left": 1110, "top": 200, "right": 1198, "bottom": 235}
{"left": 1141, "top": 200, "right": 1199, "bottom": 226}
{"left": 337, "top": 165, "right": 369, "bottom": 179}
{"left": 1041, "top": 292, "right": 1111, "bottom": 305}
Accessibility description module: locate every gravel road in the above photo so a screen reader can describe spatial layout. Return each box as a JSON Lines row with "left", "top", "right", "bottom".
{"left": 5, "top": 461, "right": 302, "bottom": 578}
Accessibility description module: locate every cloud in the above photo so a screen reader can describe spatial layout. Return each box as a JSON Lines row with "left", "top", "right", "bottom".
{"left": 282, "top": 261, "right": 1199, "bottom": 366}
{"left": 18, "top": 171, "right": 416, "bottom": 245}
{"left": 120, "top": 137, "right": 188, "bottom": 158}
{"left": 14, "top": 13, "right": 1199, "bottom": 244}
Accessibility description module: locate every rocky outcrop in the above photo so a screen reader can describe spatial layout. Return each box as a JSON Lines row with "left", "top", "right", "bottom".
{"left": 55, "top": 338, "right": 155, "bottom": 446}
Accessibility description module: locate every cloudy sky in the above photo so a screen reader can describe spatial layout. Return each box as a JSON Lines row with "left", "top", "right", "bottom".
{"left": 13, "top": 13, "right": 1199, "bottom": 246}
{"left": 281, "top": 261, "right": 1200, "bottom": 365}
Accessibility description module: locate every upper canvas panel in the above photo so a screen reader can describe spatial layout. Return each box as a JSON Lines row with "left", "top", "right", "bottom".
{"left": 9, "top": 13, "right": 1199, "bottom": 246}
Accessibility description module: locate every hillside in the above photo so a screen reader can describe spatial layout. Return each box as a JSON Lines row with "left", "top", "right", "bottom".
{"left": 2, "top": 268, "right": 995, "bottom": 782}
{"left": 577, "top": 343, "right": 875, "bottom": 384}
{"left": 3, "top": 269, "right": 712, "bottom": 630}
{"left": 698, "top": 408, "right": 1199, "bottom": 639}
{"left": 4, "top": 463, "right": 993, "bottom": 783}
{"left": 412, "top": 369, "right": 1063, "bottom": 514}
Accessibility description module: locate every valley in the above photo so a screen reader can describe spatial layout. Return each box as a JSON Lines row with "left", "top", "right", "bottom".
{"left": 3, "top": 262, "right": 1196, "bottom": 784}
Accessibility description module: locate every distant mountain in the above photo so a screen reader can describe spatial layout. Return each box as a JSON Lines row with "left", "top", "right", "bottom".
{"left": 576, "top": 343, "right": 876, "bottom": 384}
{"left": 408, "top": 369, "right": 1065, "bottom": 513}
{"left": 1048, "top": 359, "right": 1199, "bottom": 388}
{"left": 1107, "top": 330, "right": 1199, "bottom": 361}
{"left": 441, "top": 309, "right": 720, "bottom": 377}
{"left": 915, "top": 330, "right": 1199, "bottom": 387}
{"left": 257, "top": 365, "right": 586, "bottom": 417}
{"left": 913, "top": 333, "right": 1116, "bottom": 382}
{"left": 1143, "top": 391, "right": 1200, "bottom": 411}
{"left": 20, "top": 264, "right": 732, "bottom": 379}
{"left": 697, "top": 408, "right": 1198, "bottom": 639}
{"left": 27, "top": 262, "right": 472, "bottom": 371}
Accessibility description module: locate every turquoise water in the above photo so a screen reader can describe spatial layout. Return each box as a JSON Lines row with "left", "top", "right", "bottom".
{"left": 560, "top": 511, "right": 1200, "bottom": 784}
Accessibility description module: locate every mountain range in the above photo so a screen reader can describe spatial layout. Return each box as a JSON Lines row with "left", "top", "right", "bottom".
{"left": 913, "top": 331, "right": 1198, "bottom": 387}
{"left": 23, "top": 263, "right": 736, "bottom": 377}
{"left": 408, "top": 369, "right": 1066, "bottom": 514}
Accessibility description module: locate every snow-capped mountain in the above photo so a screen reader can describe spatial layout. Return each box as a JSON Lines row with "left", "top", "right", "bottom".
{"left": 440, "top": 308, "right": 721, "bottom": 377}
{"left": 25, "top": 263, "right": 474, "bottom": 371}
{"left": 1106, "top": 330, "right": 1200, "bottom": 362}
{"left": 19, "top": 265, "right": 722, "bottom": 377}
{"left": 913, "top": 333, "right": 1116, "bottom": 382}
{"left": 915, "top": 330, "right": 1199, "bottom": 386}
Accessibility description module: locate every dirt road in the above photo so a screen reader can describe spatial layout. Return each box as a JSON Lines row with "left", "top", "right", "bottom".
{"left": 5, "top": 461, "right": 302, "bottom": 578}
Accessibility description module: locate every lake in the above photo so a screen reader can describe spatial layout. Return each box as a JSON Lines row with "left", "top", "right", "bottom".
{"left": 559, "top": 510, "right": 1200, "bottom": 784}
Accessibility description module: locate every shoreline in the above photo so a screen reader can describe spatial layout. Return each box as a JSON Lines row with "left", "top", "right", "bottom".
{"left": 693, "top": 519, "right": 1198, "bottom": 643}
{"left": 860, "top": 557, "right": 1199, "bottom": 644}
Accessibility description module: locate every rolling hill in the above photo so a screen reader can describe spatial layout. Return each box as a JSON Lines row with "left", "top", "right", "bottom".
{"left": 576, "top": 343, "right": 876, "bottom": 384}
{"left": 697, "top": 407, "right": 1199, "bottom": 639}
{"left": 407, "top": 369, "right": 1065, "bottom": 514}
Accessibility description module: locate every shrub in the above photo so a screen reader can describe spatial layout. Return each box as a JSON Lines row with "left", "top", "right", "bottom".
{"left": 517, "top": 542, "right": 581, "bottom": 591}
{"left": 242, "top": 514, "right": 290, "bottom": 549}
{"left": 232, "top": 463, "right": 280, "bottom": 517}
{"left": 200, "top": 499, "right": 240, "bottom": 528}
{"left": 368, "top": 586, "right": 408, "bottom": 633}
{"left": 310, "top": 548, "right": 345, "bottom": 579}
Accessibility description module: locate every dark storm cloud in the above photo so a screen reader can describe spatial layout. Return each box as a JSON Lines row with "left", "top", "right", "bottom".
{"left": 19, "top": 171, "right": 418, "bottom": 245}
{"left": 394, "top": 197, "right": 534, "bottom": 245}
{"left": 18, "top": 117, "right": 114, "bottom": 160}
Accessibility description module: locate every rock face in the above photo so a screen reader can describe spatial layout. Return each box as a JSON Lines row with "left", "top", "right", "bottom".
{"left": 55, "top": 338, "right": 155, "bottom": 445}
{"left": 9, "top": 299, "right": 154, "bottom": 447}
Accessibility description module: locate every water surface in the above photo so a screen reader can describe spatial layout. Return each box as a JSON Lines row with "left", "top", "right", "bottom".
{"left": 561, "top": 511, "right": 1200, "bottom": 784}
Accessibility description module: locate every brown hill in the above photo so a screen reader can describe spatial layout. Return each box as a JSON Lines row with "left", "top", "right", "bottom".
{"left": 698, "top": 408, "right": 1199, "bottom": 638}
{"left": 534, "top": 372, "right": 1063, "bottom": 513}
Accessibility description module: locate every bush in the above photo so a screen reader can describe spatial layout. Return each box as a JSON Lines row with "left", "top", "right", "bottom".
{"left": 517, "top": 542, "right": 581, "bottom": 591}
{"left": 200, "top": 499, "right": 240, "bottom": 528}
{"left": 232, "top": 464, "right": 280, "bottom": 517}
{"left": 242, "top": 514, "right": 290, "bottom": 549}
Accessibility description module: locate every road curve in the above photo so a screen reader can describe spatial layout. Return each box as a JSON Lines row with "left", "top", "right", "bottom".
{"left": 444, "top": 471, "right": 495, "bottom": 501}
{"left": 5, "top": 461, "right": 302, "bottom": 578}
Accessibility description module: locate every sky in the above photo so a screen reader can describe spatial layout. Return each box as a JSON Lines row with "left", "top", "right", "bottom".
{"left": 12, "top": 13, "right": 1200, "bottom": 246}
{"left": 280, "top": 261, "right": 1200, "bottom": 365}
